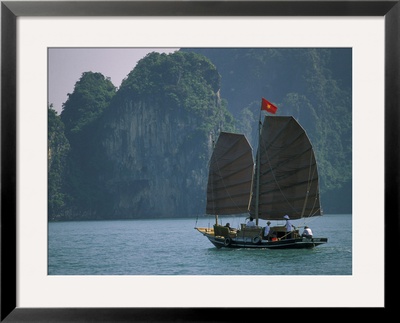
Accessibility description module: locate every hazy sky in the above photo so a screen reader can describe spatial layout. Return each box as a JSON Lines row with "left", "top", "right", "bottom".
{"left": 48, "top": 48, "right": 178, "bottom": 114}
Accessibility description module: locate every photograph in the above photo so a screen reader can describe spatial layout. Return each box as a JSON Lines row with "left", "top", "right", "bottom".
{"left": 48, "top": 47, "right": 352, "bottom": 276}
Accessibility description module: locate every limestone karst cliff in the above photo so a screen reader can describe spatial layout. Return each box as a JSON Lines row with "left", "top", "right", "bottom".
{"left": 97, "top": 51, "right": 234, "bottom": 218}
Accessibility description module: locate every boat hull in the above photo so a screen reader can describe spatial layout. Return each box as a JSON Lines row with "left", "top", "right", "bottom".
{"left": 208, "top": 236, "right": 327, "bottom": 249}
{"left": 196, "top": 228, "right": 327, "bottom": 249}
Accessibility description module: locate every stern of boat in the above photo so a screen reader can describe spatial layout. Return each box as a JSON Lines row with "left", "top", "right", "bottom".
{"left": 195, "top": 225, "right": 239, "bottom": 248}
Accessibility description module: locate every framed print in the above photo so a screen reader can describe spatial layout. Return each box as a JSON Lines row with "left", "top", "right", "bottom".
{"left": 1, "top": 0, "right": 399, "bottom": 320}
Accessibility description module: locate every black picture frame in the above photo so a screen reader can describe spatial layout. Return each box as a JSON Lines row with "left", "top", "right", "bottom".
{"left": 1, "top": 1, "right": 398, "bottom": 321}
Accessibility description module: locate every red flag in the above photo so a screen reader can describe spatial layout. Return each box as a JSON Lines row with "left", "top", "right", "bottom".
{"left": 261, "top": 98, "right": 278, "bottom": 114}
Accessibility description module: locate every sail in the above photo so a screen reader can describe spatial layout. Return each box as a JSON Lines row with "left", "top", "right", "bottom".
{"left": 206, "top": 132, "right": 254, "bottom": 215}
{"left": 250, "top": 116, "right": 322, "bottom": 220}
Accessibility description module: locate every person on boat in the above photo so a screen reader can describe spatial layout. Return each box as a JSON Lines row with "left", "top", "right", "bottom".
{"left": 283, "top": 215, "right": 295, "bottom": 239}
{"left": 263, "top": 221, "right": 272, "bottom": 240}
{"left": 301, "top": 226, "right": 313, "bottom": 238}
{"left": 246, "top": 217, "right": 256, "bottom": 227}
{"left": 224, "top": 223, "right": 236, "bottom": 232}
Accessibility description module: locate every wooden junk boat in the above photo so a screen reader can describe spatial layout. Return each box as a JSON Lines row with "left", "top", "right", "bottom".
{"left": 195, "top": 100, "right": 328, "bottom": 249}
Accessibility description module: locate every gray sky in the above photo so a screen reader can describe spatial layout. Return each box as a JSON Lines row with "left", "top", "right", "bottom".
{"left": 48, "top": 48, "right": 178, "bottom": 114}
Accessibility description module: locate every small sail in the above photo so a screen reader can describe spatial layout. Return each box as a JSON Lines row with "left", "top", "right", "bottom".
{"left": 250, "top": 116, "right": 322, "bottom": 220}
{"left": 206, "top": 132, "right": 254, "bottom": 215}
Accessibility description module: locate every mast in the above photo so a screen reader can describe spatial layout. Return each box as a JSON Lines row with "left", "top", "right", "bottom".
{"left": 255, "top": 111, "right": 262, "bottom": 226}
{"left": 211, "top": 135, "right": 218, "bottom": 226}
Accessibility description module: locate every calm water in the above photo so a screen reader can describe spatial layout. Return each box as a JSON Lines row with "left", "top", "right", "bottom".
{"left": 48, "top": 214, "right": 352, "bottom": 275}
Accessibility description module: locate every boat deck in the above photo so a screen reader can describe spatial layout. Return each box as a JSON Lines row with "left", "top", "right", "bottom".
{"left": 195, "top": 226, "right": 327, "bottom": 249}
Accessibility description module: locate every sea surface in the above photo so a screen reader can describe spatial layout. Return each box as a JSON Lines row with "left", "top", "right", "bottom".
{"left": 48, "top": 214, "right": 352, "bottom": 275}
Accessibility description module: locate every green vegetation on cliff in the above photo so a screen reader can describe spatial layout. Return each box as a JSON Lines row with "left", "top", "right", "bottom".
{"left": 116, "top": 51, "right": 234, "bottom": 135}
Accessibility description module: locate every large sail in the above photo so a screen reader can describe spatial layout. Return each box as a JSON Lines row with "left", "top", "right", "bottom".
{"left": 206, "top": 132, "right": 254, "bottom": 215}
{"left": 250, "top": 116, "right": 322, "bottom": 220}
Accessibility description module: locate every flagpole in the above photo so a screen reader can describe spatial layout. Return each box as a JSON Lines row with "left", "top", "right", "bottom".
{"left": 255, "top": 103, "right": 262, "bottom": 226}
{"left": 256, "top": 97, "right": 277, "bottom": 225}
